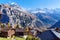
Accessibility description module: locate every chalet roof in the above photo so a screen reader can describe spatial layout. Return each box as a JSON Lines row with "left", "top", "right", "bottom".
{"left": 51, "top": 30, "right": 60, "bottom": 39}
{"left": 37, "top": 30, "right": 58, "bottom": 40}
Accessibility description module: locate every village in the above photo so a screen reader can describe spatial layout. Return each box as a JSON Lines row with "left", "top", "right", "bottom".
{"left": 0, "top": 3, "right": 60, "bottom": 40}
{"left": 0, "top": 22, "right": 60, "bottom": 40}
{"left": 0, "top": 20, "right": 42, "bottom": 40}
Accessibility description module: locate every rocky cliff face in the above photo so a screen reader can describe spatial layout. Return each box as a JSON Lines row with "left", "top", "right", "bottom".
{"left": 0, "top": 4, "right": 45, "bottom": 28}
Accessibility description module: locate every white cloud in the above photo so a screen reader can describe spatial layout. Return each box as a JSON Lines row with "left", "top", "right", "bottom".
{"left": 39, "top": 10, "right": 46, "bottom": 13}
{"left": 31, "top": 10, "right": 46, "bottom": 13}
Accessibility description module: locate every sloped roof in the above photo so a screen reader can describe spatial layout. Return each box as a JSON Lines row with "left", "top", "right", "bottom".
{"left": 51, "top": 30, "right": 60, "bottom": 39}
{"left": 37, "top": 30, "right": 58, "bottom": 40}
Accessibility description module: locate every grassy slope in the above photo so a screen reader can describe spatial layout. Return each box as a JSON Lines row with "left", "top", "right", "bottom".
{"left": 0, "top": 35, "right": 40, "bottom": 40}
{"left": 0, "top": 37, "right": 25, "bottom": 40}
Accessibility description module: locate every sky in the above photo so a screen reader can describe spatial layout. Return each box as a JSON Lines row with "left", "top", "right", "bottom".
{"left": 0, "top": 0, "right": 60, "bottom": 9}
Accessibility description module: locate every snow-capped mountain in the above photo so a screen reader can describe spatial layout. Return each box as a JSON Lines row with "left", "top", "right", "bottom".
{"left": 1, "top": 3, "right": 60, "bottom": 28}
{"left": 29, "top": 8, "right": 60, "bottom": 14}
{"left": 0, "top": 3, "right": 46, "bottom": 28}
{"left": 28, "top": 8, "right": 60, "bottom": 28}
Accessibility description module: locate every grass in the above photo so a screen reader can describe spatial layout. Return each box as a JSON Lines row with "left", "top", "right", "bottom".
{"left": 0, "top": 37, "right": 25, "bottom": 40}
{"left": 0, "top": 37, "right": 8, "bottom": 40}
{"left": 0, "top": 35, "right": 40, "bottom": 40}
{"left": 0, "top": 35, "right": 33, "bottom": 40}
{"left": 15, "top": 37, "right": 25, "bottom": 40}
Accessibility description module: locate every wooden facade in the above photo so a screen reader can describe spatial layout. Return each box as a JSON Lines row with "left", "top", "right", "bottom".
{"left": 0, "top": 28, "right": 25, "bottom": 37}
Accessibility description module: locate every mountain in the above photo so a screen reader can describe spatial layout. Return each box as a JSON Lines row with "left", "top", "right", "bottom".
{"left": 28, "top": 8, "right": 60, "bottom": 28}
{"left": 51, "top": 20, "right": 60, "bottom": 28}
{"left": 0, "top": 3, "right": 46, "bottom": 28}
{"left": 1, "top": 3, "right": 60, "bottom": 28}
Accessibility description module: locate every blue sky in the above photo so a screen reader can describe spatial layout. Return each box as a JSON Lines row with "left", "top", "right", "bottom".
{"left": 0, "top": 0, "right": 60, "bottom": 9}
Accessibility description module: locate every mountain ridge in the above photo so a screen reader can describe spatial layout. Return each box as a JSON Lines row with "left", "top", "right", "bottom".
{"left": 0, "top": 4, "right": 46, "bottom": 28}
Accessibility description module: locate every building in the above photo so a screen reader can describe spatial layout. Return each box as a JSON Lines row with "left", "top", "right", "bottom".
{"left": 37, "top": 30, "right": 60, "bottom": 40}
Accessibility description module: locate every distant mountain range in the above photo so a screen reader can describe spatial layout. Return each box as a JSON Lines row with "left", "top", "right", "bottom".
{"left": 51, "top": 20, "right": 60, "bottom": 28}
{"left": 28, "top": 8, "right": 60, "bottom": 28}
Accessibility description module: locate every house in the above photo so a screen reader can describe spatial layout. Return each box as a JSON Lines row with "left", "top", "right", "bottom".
{"left": 37, "top": 30, "right": 60, "bottom": 40}
{"left": 0, "top": 28, "right": 25, "bottom": 37}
